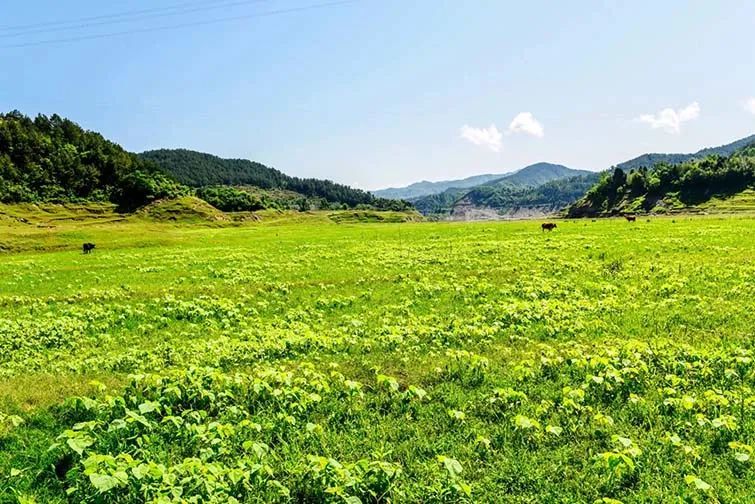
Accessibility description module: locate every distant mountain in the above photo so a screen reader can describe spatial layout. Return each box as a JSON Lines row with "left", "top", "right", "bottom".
{"left": 374, "top": 162, "right": 590, "bottom": 201}
{"left": 482, "top": 163, "right": 591, "bottom": 188}
{"left": 140, "top": 149, "right": 407, "bottom": 209}
{"left": 372, "top": 173, "right": 507, "bottom": 200}
{"left": 461, "top": 172, "right": 601, "bottom": 209}
{"left": 614, "top": 134, "right": 755, "bottom": 172}
{"left": 411, "top": 163, "right": 591, "bottom": 215}
{"left": 448, "top": 172, "right": 601, "bottom": 220}
{"left": 428, "top": 135, "right": 755, "bottom": 220}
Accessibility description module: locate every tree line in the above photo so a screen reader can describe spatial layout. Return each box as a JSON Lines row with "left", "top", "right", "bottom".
{"left": 0, "top": 111, "right": 184, "bottom": 208}
{"left": 140, "top": 149, "right": 410, "bottom": 211}
{"left": 568, "top": 145, "right": 755, "bottom": 216}
{"left": 411, "top": 173, "right": 601, "bottom": 215}
{"left": 0, "top": 112, "right": 410, "bottom": 212}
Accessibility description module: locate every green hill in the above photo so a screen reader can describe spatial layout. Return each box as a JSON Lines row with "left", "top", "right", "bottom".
{"left": 483, "top": 162, "right": 591, "bottom": 188}
{"left": 567, "top": 145, "right": 755, "bottom": 217}
{"left": 411, "top": 163, "right": 593, "bottom": 215}
{"left": 0, "top": 111, "right": 184, "bottom": 209}
{"left": 613, "top": 134, "right": 755, "bottom": 172}
{"left": 136, "top": 196, "right": 229, "bottom": 222}
{"left": 0, "top": 111, "right": 408, "bottom": 213}
{"left": 140, "top": 149, "right": 404, "bottom": 209}
{"left": 436, "top": 136, "right": 755, "bottom": 219}
{"left": 458, "top": 172, "right": 601, "bottom": 211}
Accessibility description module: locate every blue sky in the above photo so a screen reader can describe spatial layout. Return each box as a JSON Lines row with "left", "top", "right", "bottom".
{"left": 1, "top": 0, "right": 754, "bottom": 190}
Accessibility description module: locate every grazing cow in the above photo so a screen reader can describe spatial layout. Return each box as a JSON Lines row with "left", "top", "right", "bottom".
{"left": 624, "top": 215, "right": 636, "bottom": 222}
{"left": 541, "top": 223, "right": 557, "bottom": 232}
{"left": 82, "top": 243, "right": 96, "bottom": 254}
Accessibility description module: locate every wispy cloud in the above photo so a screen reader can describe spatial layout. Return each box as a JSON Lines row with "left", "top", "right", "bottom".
{"left": 637, "top": 101, "right": 700, "bottom": 134}
{"left": 459, "top": 124, "right": 503, "bottom": 152}
{"left": 744, "top": 97, "right": 755, "bottom": 115}
{"left": 507, "top": 112, "right": 544, "bottom": 138}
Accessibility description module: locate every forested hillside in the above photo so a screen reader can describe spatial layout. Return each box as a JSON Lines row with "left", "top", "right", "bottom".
{"left": 411, "top": 163, "right": 592, "bottom": 215}
{"left": 409, "top": 137, "right": 755, "bottom": 218}
{"left": 613, "top": 134, "right": 755, "bottom": 172}
{"left": 140, "top": 149, "right": 403, "bottom": 209}
{"left": 0, "top": 112, "right": 408, "bottom": 212}
{"left": 568, "top": 145, "right": 755, "bottom": 216}
{"left": 0, "top": 111, "right": 184, "bottom": 208}
{"left": 462, "top": 172, "right": 601, "bottom": 210}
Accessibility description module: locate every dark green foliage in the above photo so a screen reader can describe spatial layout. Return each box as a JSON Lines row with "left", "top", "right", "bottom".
{"left": 195, "top": 186, "right": 265, "bottom": 212}
{"left": 614, "top": 134, "right": 755, "bottom": 172}
{"left": 0, "top": 111, "right": 185, "bottom": 207}
{"left": 568, "top": 146, "right": 755, "bottom": 216}
{"left": 466, "top": 173, "right": 602, "bottom": 209}
{"left": 409, "top": 138, "right": 755, "bottom": 216}
{"left": 140, "top": 149, "right": 284, "bottom": 188}
{"left": 140, "top": 149, "right": 411, "bottom": 210}
{"left": 371, "top": 197, "right": 415, "bottom": 212}
{"left": 412, "top": 173, "right": 601, "bottom": 215}
{"left": 411, "top": 189, "right": 465, "bottom": 214}
{"left": 0, "top": 112, "right": 411, "bottom": 212}
{"left": 118, "top": 171, "right": 189, "bottom": 211}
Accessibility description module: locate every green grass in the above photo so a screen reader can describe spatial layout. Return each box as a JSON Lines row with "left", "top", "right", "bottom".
{"left": 0, "top": 211, "right": 754, "bottom": 502}
{"left": 701, "top": 189, "right": 755, "bottom": 213}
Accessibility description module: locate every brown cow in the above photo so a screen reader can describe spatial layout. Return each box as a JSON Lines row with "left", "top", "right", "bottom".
{"left": 624, "top": 215, "right": 636, "bottom": 222}
{"left": 541, "top": 223, "right": 557, "bottom": 232}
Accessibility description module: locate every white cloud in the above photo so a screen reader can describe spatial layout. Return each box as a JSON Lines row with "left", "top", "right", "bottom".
{"left": 744, "top": 97, "right": 755, "bottom": 115}
{"left": 459, "top": 112, "right": 544, "bottom": 151}
{"left": 637, "top": 101, "right": 700, "bottom": 134}
{"left": 459, "top": 124, "right": 503, "bottom": 152}
{"left": 507, "top": 112, "right": 544, "bottom": 138}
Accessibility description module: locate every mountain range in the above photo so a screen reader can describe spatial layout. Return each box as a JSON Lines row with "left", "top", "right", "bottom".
{"left": 373, "top": 173, "right": 512, "bottom": 200}
{"left": 379, "top": 135, "right": 755, "bottom": 219}
{"left": 2, "top": 110, "right": 751, "bottom": 219}
{"left": 410, "top": 163, "right": 593, "bottom": 216}
{"left": 372, "top": 163, "right": 591, "bottom": 200}
{"left": 613, "top": 134, "right": 755, "bottom": 173}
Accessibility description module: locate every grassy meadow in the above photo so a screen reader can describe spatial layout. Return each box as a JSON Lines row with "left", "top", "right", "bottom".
{"left": 0, "top": 209, "right": 754, "bottom": 503}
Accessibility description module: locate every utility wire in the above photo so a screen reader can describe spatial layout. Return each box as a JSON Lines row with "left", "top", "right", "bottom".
{"left": 0, "top": 0, "right": 234, "bottom": 32}
{"left": 0, "top": 0, "right": 277, "bottom": 39}
{"left": 0, "top": 0, "right": 360, "bottom": 49}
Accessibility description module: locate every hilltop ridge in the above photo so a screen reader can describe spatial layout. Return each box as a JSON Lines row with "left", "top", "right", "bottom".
{"left": 568, "top": 143, "right": 755, "bottom": 217}
{"left": 0, "top": 111, "right": 408, "bottom": 213}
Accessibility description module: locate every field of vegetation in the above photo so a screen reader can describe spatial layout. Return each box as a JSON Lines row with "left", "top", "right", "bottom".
{"left": 0, "top": 211, "right": 754, "bottom": 503}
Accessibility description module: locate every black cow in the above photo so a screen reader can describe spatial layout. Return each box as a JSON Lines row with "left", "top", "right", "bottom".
{"left": 541, "top": 223, "right": 557, "bottom": 232}
{"left": 82, "top": 243, "right": 96, "bottom": 254}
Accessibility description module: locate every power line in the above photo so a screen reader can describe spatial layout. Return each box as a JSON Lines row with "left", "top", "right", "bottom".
{"left": 0, "top": 0, "right": 233, "bottom": 32}
{"left": 0, "top": 0, "right": 360, "bottom": 49}
{"left": 0, "top": 0, "right": 277, "bottom": 39}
